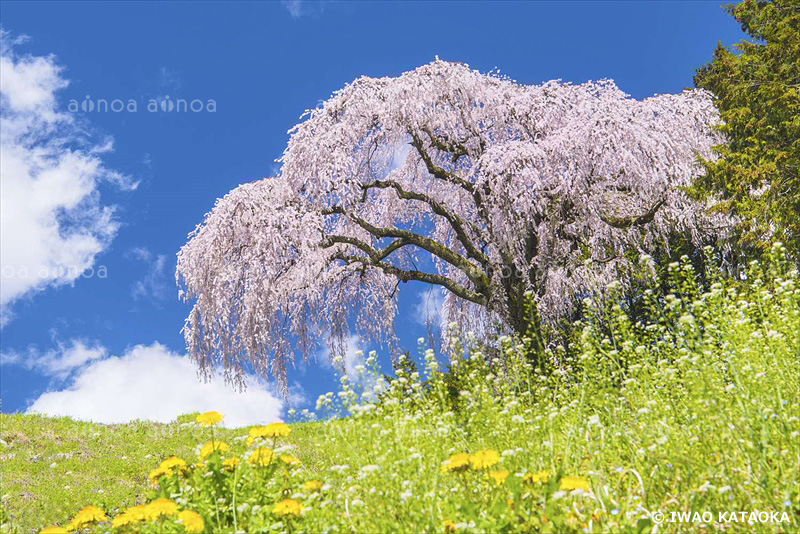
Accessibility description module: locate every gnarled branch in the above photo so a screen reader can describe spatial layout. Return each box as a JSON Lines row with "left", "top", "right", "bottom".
{"left": 332, "top": 251, "right": 488, "bottom": 306}
{"left": 598, "top": 198, "right": 667, "bottom": 229}
{"left": 361, "top": 179, "right": 489, "bottom": 265}
{"left": 322, "top": 206, "right": 490, "bottom": 292}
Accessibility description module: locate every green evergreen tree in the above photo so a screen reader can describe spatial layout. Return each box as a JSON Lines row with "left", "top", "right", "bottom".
{"left": 693, "top": 0, "right": 800, "bottom": 254}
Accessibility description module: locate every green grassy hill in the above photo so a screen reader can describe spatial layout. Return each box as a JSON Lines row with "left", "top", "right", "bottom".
{"left": 1, "top": 255, "right": 798, "bottom": 533}
{"left": 0, "top": 415, "right": 325, "bottom": 533}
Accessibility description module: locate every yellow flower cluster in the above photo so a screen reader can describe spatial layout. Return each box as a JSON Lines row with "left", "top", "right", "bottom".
{"left": 41, "top": 500, "right": 204, "bottom": 533}
{"left": 111, "top": 505, "right": 147, "bottom": 528}
{"left": 441, "top": 449, "right": 500, "bottom": 473}
{"left": 522, "top": 470, "right": 590, "bottom": 491}
{"left": 559, "top": 475, "right": 590, "bottom": 492}
{"left": 440, "top": 452, "right": 471, "bottom": 473}
{"left": 177, "top": 510, "right": 205, "bottom": 533}
{"left": 248, "top": 447, "right": 275, "bottom": 466}
{"left": 247, "top": 422, "right": 291, "bottom": 445}
{"left": 40, "top": 412, "right": 309, "bottom": 533}
{"left": 111, "top": 499, "right": 179, "bottom": 527}
{"left": 523, "top": 469, "right": 550, "bottom": 484}
{"left": 38, "top": 505, "right": 107, "bottom": 532}
{"left": 223, "top": 457, "right": 240, "bottom": 470}
{"left": 195, "top": 411, "right": 224, "bottom": 426}
{"left": 486, "top": 469, "right": 510, "bottom": 486}
{"left": 199, "top": 439, "right": 229, "bottom": 459}
{"left": 109, "top": 501, "right": 204, "bottom": 531}
{"left": 148, "top": 455, "right": 187, "bottom": 486}
{"left": 145, "top": 498, "right": 179, "bottom": 519}
{"left": 280, "top": 454, "right": 301, "bottom": 466}
{"left": 272, "top": 498, "right": 304, "bottom": 517}
{"left": 304, "top": 479, "right": 323, "bottom": 492}
{"left": 469, "top": 449, "right": 500, "bottom": 470}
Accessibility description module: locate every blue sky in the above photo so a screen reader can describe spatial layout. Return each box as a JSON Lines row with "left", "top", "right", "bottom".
{"left": 0, "top": 1, "right": 744, "bottom": 426}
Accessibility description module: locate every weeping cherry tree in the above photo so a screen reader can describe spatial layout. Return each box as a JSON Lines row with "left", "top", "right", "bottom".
{"left": 177, "top": 60, "right": 731, "bottom": 391}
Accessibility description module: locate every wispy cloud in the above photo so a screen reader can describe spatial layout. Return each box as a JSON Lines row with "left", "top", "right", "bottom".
{"left": 126, "top": 247, "right": 171, "bottom": 303}
{"left": 157, "top": 66, "right": 182, "bottom": 93}
{"left": 282, "top": 0, "right": 305, "bottom": 18}
{"left": 20, "top": 342, "right": 288, "bottom": 428}
{"left": 0, "top": 339, "right": 106, "bottom": 381}
{"left": 0, "top": 31, "right": 134, "bottom": 326}
{"left": 281, "top": 0, "right": 333, "bottom": 19}
{"left": 413, "top": 287, "right": 444, "bottom": 328}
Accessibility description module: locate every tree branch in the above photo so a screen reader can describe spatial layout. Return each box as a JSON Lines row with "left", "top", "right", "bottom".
{"left": 420, "top": 126, "right": 469, "bottom": 161}
{"left": 409, "top": 131, "right": 475, "bottom": 193}
{"left": 332, "top": 252, "right": 488, "bottom": 306}
{"left": 322, "top": 206, "right": 489, "bottom": 291}
{"left": 410, "top": 129, "right": 497, "bottom": 236}
{"left": 324, "top": 234, "right": 410, "bottom": 263}
{"left": 598, "top": 198, "right": 667, "bottom": 229}
{"left": 361, "top": 179, "right": 489, "bottom": 265}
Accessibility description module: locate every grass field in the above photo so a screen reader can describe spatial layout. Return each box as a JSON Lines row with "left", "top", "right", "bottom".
{"left": 1, "top": 253, "right": 798, "bottom": 533}
{"left": 0, "top": 415, "right": 323, "bottom": 532}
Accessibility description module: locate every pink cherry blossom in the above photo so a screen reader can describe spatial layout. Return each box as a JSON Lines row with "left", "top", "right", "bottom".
{"left": 177, "top": 60, "right": 731, "bottom": 391}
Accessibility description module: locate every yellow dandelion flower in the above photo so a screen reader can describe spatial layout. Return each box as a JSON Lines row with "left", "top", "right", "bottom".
{"left": 248, "top": 426, "right": 268, "bottom": 438}
{"left": 272, "top": 499, "right": 303, "bottom": 517}
{"left": 523, "top": 470, "right": 550, "bottom": 484}
{"left": 469, "top": 449, "right": 500, "bottom": 470}
{"left": 559, "top": 475, "right": 590, "bottom": 492}
{"left": 111, "top": 512, "right": 135, "bottom": 528}
{"left": 195, "top": 411, "right": 223, "bottom": 426}
{"left": 222, "top": 457, "right": 240, "bottom": 470}
{"left": 111, "top": 516, "right": 128, "bottom": 528}
{"left": 443, "top": 519, "right": 456, "bottom": 533}
{"left": 148, "top": 465, "right": 174, "bottom": 486}
{"left": 248, "top": 447, "right": 274, "bottom": 466}
{"left": 199, "top": 440, "right": 229, "bottom": 459}
{"left": 441, "top": 452, "right": 471, "bottom": 473}
{"left": 126, "top": 505, "right": 148, "bottom": 520}
{"left": 486, "top": 469, "right": 510, "bottom": 486}
{"left": 303, "top": 480, "right": 323, "bottom": 492}
{"left": 250, "top": 422, "right": 291, "bottom": 439}
{"left": 280, "top": 454, "right": 301, "bottom": 466}
{"left": 193, "top": 461, "right": 205, "bottom": 469}
{"left": 159, "top": 456, "right": 187, "bottom": 471}
{"left": 265, "top": 422, "right": 291, "bottom": 437}
{"left": 111, "top": 505, "right": 147, "bottom": 528}
{"left": 144, "top": 498, "right": 179, "bottom": 520}
{"left": 177, "top": 510, "right": 205, "bottom": 533}
{"left": 68, "top": 505, "right": 108, "bottom": 529}
{"left": 39, "top": 527, "right": 68, "bottom": 534}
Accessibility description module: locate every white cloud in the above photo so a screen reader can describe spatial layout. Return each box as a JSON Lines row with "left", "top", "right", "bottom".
{"left": 126, "top": 247, "right": 171, "bottom": 303}
{"left": 0, "top": 31, "right": 134, "bottom": 326}
{"left": 413, "top": 287, "right": 444, "bottom": 327}
{"left": 157, "top": 66, "right": 182, "bottom": 93}
{"left": 282, "top": 0, "right": 304, "bottom": 18}
{"left": 0, "top": 339, "right": 106, "bottom": 380}
{"left": 388, "top": 140, "right": 412, "bottom": 173}
{"left": 24, "top": 342, "right": 286, "bottom": 428}
{"left": 319, "top": 333, "right": 365, "bottom": 379}
{"left": 281, "top": 0, "right": 330, "bottom": 19}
